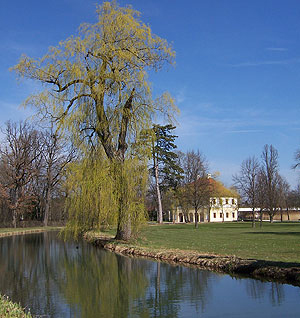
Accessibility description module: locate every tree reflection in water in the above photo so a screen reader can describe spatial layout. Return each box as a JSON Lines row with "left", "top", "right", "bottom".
{"left": 57, "top": 245, "right": 213, "bottom": 317}
{"left": 245, "top": 279, "right": 285, "bottom": 306}
{"left": 0, "top": 232, "right": 297, "bottom": 317}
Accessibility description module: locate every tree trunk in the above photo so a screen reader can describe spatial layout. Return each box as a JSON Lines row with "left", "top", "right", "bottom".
{"left": 154, "top": 159, "right": 163, "bottom": 224}
{"left": 10, "top": 188, "right": 17, "bottom": 228}
{"left": 12, "top": 209, "right": 17, "bottom": 228}
{"left": 260, "top": 210, "right": 263, "bottom": 228}
{"left": 115, "top": 188, "right": 131, "bottom": 240}
{"left": 115, "top": 217, "right": 131, "bottom": 241}
{"left": 252, "top": 208, "right": 256, "bottom": 228}
{"left": 287, "top": 208, "right": 290, "bottom": 221}
{"left": 44, "top": 187, "right": 51, "bottom": 227}
{"left": 114, "top": 162, "right": 132, "bottom": 241}
{"left": 280, "top": 207, "right": 283, "bottom": 222}
{"left": 195, "top": 209, "right": 198, "bottom": 228}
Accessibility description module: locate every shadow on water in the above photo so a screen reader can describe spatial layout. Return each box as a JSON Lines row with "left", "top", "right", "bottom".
{"left": 0, "top": 232, "right": 298, "bottom": 317}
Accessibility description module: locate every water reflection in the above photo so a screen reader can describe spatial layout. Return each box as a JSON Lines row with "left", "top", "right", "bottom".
{"left": 245, "top": 279, "right": 285, "bottom": 305}
{"left": 0, "top": 232, "right": 299, "bottom": 318}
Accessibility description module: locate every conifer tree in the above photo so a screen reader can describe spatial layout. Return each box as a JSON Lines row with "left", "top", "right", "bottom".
{"left": 151, "top": 124, "right": 183, "bottom": 223}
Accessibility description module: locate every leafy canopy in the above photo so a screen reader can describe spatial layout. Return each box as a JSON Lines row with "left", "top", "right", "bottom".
{"left": 13, "top": 1, "right": 176, "bottom": 159}
{"left": 12, "top": 1, "right": 177, "bottom": 239}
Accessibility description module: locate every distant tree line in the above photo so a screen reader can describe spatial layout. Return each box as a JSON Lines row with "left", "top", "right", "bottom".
{"left": 2, "top": 119, "right": 300, "bottom": 231}
{"left": 233, "top": 144, "right": 300, "bottom": 227}
{"left": 0, "top": 121, "right": 75, "bottom": 227}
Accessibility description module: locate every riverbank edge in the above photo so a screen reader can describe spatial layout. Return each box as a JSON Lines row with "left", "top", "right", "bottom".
{"left": 85, "top": 232, "right": 300, "bottom": 287}
{"left": 0, "top": 227, "right": 63, "bottom": 238}
{"left": 0, "top": 294, "right": 32, "bottom": 318}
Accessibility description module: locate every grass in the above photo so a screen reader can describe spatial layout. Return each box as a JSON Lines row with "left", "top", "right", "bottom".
{"left": 126, "top": 222, "right": 300, "bottom": 263}
{"left": 0, "top": 295, "right": 32, "bottom": 318}
{"left": 0, "top": 226, "right": 63, "bottom": 234}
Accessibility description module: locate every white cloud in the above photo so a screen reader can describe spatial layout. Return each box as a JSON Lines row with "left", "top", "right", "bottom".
{"left": 228, "top": 57, "right": 300, "bottom": 67}
{"left": 175, "top": 87, "right": 186, "bottom": 104}
{"left": 225, "top": 130, "right": 263, "bottom": 134}
{"left": 266, "top": 47, "right": 288, "bottom": 52}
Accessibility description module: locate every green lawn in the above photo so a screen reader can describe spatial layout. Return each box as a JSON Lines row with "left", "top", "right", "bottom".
{"left": 133, "top": 222, "right": 300, "bottom": 263}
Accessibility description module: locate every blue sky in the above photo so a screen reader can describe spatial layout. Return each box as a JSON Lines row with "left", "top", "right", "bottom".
{"left": 1, "top": 0, "right": 300, "bottom": 188}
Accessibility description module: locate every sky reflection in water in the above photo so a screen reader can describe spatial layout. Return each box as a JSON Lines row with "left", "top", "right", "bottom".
{"left": 0, "top": 232, "right": 299, "bottom": 318}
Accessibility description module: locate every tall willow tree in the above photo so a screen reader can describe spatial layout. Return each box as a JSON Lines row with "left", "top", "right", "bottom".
{"left": 13, "top": 1, "right": 176, "bottom": 240}
{"left": 64, "top": 151, "right": 148, "bottom": 239}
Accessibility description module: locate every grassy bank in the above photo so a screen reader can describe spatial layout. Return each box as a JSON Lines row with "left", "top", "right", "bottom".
{"left": 95, "top": 222, "right": 300, "bottom": 263}
{"left": 0, "top": 226, "right": 63, "bottom": 237}
{"left": 0, "top": 295, "right": 32, "bottom": 318}
{"left": 135, "top": 222, "right": 300, "bottom": 263}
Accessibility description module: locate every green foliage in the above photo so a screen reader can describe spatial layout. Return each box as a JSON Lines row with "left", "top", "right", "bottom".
{"left": 0, "top": 295, "right": 32, "bottom": 318}
{"left": 152, "top": 124, "right": 183, "bottom": 189}
{"left": 12, "top": 1, "right": 176, "bottom": 156}
{"left": 12, "top": 1, "right": 177, "bottom": 239}
{"left": 64, "top": 152, "right": 148, "bottom": 239}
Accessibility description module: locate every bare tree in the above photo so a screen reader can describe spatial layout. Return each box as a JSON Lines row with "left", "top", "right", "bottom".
{"left": 256, "top": 169, "right": 268, "bottom": 227}
{"left": 184, "top": 150, "right": 210, "bottom": 228}
{"left": 293, "top": 149, "right": 300, "bottom": 169}
{"left": 277, "top": 176, "right": 290, "bottom": 222}
{"left": 287, "top": 185, "right": 300, "bottom": 220}
{"left": 233, "top": 156, "right": 260, "bottom": 227}
{"left": 41, "top": 129, "right": 75, "bottom": 226}
{"left": 261, "top": 144, "right": 281, "bottom": 223}
{"left": 0, "top": 121, "right": 43, "bottom": 227}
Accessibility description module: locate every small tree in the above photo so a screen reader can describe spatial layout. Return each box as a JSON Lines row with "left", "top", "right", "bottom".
{"left": 183, "top": 150, "right": 210, "bottom": 228}
{"left": 277, "top": 176, "right": 290, "bottom": 222}
{"left": 260, "top": 144, "right": 281, "bottom": 223}
{"left": 41, "top": 129, "right": 75, "bottom": 226}
{"left": 256, "top": 169, "right": 267, "bottom": 227}
{"left": 233, "top": 156, "right": 260, "bottom": 227}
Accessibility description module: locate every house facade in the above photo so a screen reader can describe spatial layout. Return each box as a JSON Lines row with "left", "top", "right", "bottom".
{"left": 174, "top": 178, "right": 238, "bottom": 223}
{"left": 175, "top": 196, "right": 238, "bottom": 223}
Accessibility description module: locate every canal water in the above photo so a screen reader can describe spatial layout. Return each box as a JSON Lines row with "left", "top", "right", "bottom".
{"left": 0, "top": 231, "right": 299, "bottom": 318}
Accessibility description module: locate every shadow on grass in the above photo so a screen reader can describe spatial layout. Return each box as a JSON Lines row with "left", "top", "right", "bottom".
{"left": 250, "top": 259, "right": 300, "bottom": 269}
{"left": 245, "top": 231, "right": 300, "bottom": 236}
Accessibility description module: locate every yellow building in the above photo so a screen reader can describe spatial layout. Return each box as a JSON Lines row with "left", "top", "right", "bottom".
{"left": 175, "top": 178, "right": 238, "bottom": 223}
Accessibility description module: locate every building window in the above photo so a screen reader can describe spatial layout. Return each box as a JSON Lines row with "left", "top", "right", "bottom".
{"left": 232, "top": 199, "right": 235, "bottom": 204}
{"left": 226, "top": 213, "right": 229, "bottom": 218}
{"left": 232, "top": 213, "right": 235, "bottom": 218}
{"left": 220, "top": 213, "right": 223, "bottom": 218}
{"left": 213, "top": 213, "right": 216, "bottom": 218}
{"left": 212, "top": 199, "right": 216, "bottom": 205}
{"left": 225, "top": 199, "right": 229, "bottom": 204}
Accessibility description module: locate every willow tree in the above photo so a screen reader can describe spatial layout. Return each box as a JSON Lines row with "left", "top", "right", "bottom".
{"left": 13, "top": 1, "right": 176, "bottom": 240}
